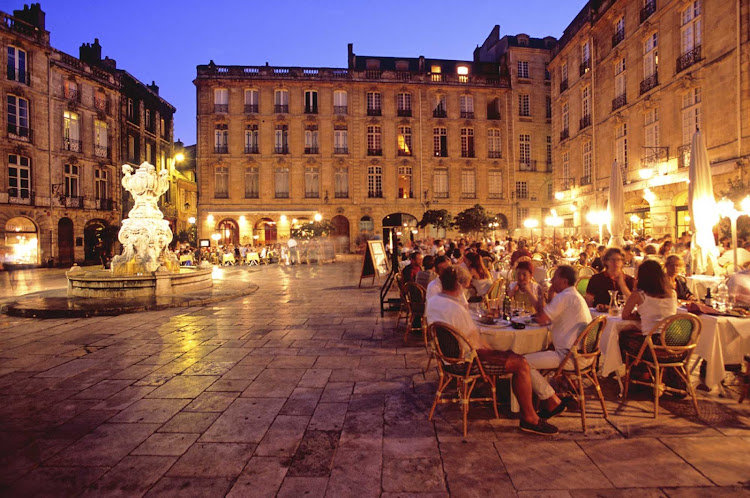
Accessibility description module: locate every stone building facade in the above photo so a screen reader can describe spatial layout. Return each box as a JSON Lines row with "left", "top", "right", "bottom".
{"left": 548, "top": 0, "right": 750, "bottom": 239}
{"left": 0, "top": 4, "right": 179, "bottom": 266}
{"left": 195, "top": 36, "right": 555, "bottom": 251}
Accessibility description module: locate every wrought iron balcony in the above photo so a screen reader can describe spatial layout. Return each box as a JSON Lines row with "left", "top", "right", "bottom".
{"left": 398, "top": 189, "right": 414, "bottom": 199}
{"left": 434, "top": 149, "right": 448, "bottom": 157}
{"left": 461, "top": 193, "right": 477, "bottom": 200}
{"left": 612, "top": 93, "right": 627, "bottom": 111}
{"left": 62, "top": 195, "right": 84, "bottom": 208}
{"left": 580, "top": 175, "right": 592, "bottom": 186}
{"left": 579, "top": 59, "right": 590, "bottom": 76}
{"left": 612, "top": 29, "right": 625, "bottom": 48}
{"left": 488, "top": 151, "right": 502, "bottom": 159}
{"left": 214, "top": 104, "right": 228, "bottom": 113}
{"left": 367, "top": 108, "right": 382, "bottom": 116}
{"left": 460, "top": 111, "right": 474, "bottom": 119}
{"left": 367, "top": 148, "right": 382, "bottom": 156}
{"left": 96, "top": 198, "right": 114, "bottom": 210}
{"left": 518, "top": 160, "right": 542, "bottom": 172}
{"left": 561, "top": 178, "right": 576, "bottom": 190}
{"left": 559, "top": 78, "right": 568, "bottom": 93}
{"left": 8, "top": 124, "right": 32, "bottom": 142}
{"left": 214, "top": 145, "right": 228, "bottom": 154}
{"left": 640, "top": 0, "right": 656, "bottom": 24}
{"left": 64, "top": 88, "right": 80, "bottom": 102}
{"left": 6, "top": 189, "right": 34, "bottom": 205}
{"left": 94, "top": 98, "right": 109, "bottom": 114}
{"left": 334, "top": 147, "right": 348, "bottom": 154}
{"left": 63, "top": 137, "right": 82, "bottom": 152}
{"left": 304, "top": 146, "right": 319, "bottom": 154}
{"left": 488, "top": 193, "right": 504, "bottom": 199}
{"left": 94, "top": 144, "right": 109, "bottom": 158}
{"left": 676, "top": 45, "right": 702, "bottom": 73}
{"left": 7, "top": 67, "right": 29, "bottom": 85}
{"left": 397, "top": 149, "right": 411, "bottom": 157}
{"left": 397, "top": 109, "right": 412, "bottom": 117}
{"left": 368, "top": 190, "right": 383, "bottom": 198}
{"left": 640, "top": 72, "right": 658, "bottom": 95}
{"left": 244, "top": 104, "right": 258, "bottom": 113}
{"left": 461, "top": 149, "right": 475, "bottom": 158}
{"left": 274, "top": 104, "right": 288, "bottom": 113}
{"left": 579, "top": 114, "right": 591, "bottom": 130}
{"left": 678, "top": 145, "right": 691, "bottom": 169}
{"left": 334, "top": 105, "right": 347, "bottom": 115}
{"left": 434, "top": 191, "right": 449, "bottom": 199}
{"left": 304, "top": 106, "right": 318, "bottom": 114}
{"left": 433, "top": 108, "right": 447, "bottom": 118}
{"left": 274, "top": 145, "right": 289, "bottom": 154}
{"left": 244, "top": 145, "right": 259, "bottom": 154}
{"left": 560, "top": 128, "right": 569, "bottom": 141}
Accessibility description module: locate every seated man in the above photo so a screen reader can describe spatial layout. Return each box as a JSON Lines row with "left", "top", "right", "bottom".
{"left": 402, "top": 251, "right": 423, "bottom": 284}
{"left": 524, "top": 265, "right": 592, "bottom": 418}
{"left": 415, "top": 255, "right": 437, "bottom": 289}
{"left": 426, "top": 266, "right": 559, "bottom": 435}
{"left": 585, "top": 247, "right": 634, "bottom": 310}
{"left": 426, "top": 255, "right": 468, "bottom": 307}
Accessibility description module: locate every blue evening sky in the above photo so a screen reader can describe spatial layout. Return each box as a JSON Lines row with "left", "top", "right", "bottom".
{"left": 34, "top": 0, "right": 587, "bottom": 143}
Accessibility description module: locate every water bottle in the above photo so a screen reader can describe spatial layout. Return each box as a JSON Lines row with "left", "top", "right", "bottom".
{"left": 704, "top": 288, "right": 713, "bottom": 308}
{"left": 502, "top": 294, "right": 511, "bottom": 321}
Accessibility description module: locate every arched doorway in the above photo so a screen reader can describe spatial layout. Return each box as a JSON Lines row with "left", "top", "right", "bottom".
{"left": 497, "top": 213, "right": 509, "bottom": 229}
{"left": 4, "top": 216, "right": 39, "bottom": 265}
{"left": 254, "top": 218, "right": 276, "bottom": 245}
{"left": 331, "top": 215, "right": 350, "bottom": 253}
{"left": 58, "top": 217, "right": 74, "bottom": 265}
{"left": 382, "top": 212, "right": 418, "bottom": 248}
{"left": 217, "top": 218, "right": 239, "bottom": 246}
{"left": 625, "top": 197, "right": 651, "bottom": 238}
{"left": 84, "top": 219, "right": 109, "bottom": 263}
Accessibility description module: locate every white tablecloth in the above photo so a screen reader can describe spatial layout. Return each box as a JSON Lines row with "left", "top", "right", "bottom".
{"left": 222, "top": 253, "right": 236, "bottom": 265}
{"left": 686, "top": 275, "right": 723, "bottom": 301}
{"left": 597, "top": 313, "right": 639, "bottom": 377}
{"left": 478, "top": 321, "right": 550, "bottom": 354}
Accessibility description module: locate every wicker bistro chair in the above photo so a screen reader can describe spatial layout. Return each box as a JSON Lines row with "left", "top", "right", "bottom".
{"left": 622, "top": 313, "right": 702, "bottom": 418}
{"left": 403, "top": 282, "right": 427, "bottom": 342}
{"left": 546, "top": 266, "right": 558, "bottom": 280}
{"left": 427, "top": 322, "right": 507, "bottom": 436}
{"left": 394, "top": 273, "right": 409, "bottom": 329}
{"left": 577, "top": 266, "right": 597, "bottom": 278}
{"left": 575, "top": 276, "right": 590, "bottom": 297}
{"left": 543, "top": 315, "right": 609, "bottom": 432}
{"left": 483, "top": 277, "right": 505, "bottom": 307}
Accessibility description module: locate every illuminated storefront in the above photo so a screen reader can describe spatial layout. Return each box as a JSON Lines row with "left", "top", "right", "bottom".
{"left": 4, "top": 217, "right": 39, "bottom": 265}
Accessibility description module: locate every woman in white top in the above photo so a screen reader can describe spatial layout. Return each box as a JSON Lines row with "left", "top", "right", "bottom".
{"left": 620, "top": 259, "right": 677, "bottom": 357}
{"left": 465, "top": 251, "right": 493, "bottom": 297}
{"left": 507, "top": 260, "right": 542, "bottom": 310}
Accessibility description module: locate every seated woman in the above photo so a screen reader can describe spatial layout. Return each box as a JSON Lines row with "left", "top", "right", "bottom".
{"left": 465, "top": 251, "right": 493, "bottom": 297}
{"left": 585, "top": 247, "right": 635, "bottom": 310}
{"left": 507, "top": 260, "right": 541, "bottom": 310}
{"left": 619, "top": 259, "right": 678, "bottom": 359}
{"left": 664, "top": 255, "right": 695, "bottom": 301}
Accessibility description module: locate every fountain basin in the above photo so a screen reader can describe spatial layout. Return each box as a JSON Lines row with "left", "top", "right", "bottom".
{"left": 67, "top": 266, "right": 213, "bottom": 298}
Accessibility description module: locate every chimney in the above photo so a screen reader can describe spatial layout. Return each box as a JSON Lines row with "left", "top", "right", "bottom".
{"left": 148, "top": 81, "right": 159, "bottom": 95}
{"left": 348, "top": 43, "right": 355, "bottom": 69}
{"left": 13, "top": 3, "right": 45, "bottom": 30}
{"left": 79, "top": 38, "right": 102, "bottom": 65}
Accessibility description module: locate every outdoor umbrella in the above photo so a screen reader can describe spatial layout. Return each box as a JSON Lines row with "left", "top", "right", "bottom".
{"left": 607, "top": 159, "right": 625, "bottom": 248}
{"left": 688, "top": 128, "right": 720, "bottom": 275}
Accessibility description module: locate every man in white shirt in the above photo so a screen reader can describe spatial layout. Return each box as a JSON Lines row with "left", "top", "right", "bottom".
{"left": 425, "top": 266, "right": 558, "bottom": 435}
{"left": 524, "top": 265, "right": 592, "bottom": 419}
{"left": 426, "top": 256, "right": 469, "bottom": 307}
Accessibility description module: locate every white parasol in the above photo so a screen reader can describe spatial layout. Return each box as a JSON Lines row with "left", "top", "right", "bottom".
{"left": 688, "top": 128, "right": 720, "bottom": 275}
{"left": 607, "top": 159, "right": 625, "bottom": 248}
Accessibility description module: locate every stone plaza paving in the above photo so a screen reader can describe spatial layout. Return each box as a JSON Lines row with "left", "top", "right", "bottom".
{"left": 0, "top": 260, "right": 749, "bottom": 497}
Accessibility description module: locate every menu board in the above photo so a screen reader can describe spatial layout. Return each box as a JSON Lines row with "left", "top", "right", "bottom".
{"left": 359, "top": 240, "right": 389, "bottom": 286}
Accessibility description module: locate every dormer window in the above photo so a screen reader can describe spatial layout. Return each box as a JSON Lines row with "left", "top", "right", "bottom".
{"left": 457, "top": 66, "right": 469, "bottom": 83}
{"left": 517, "top": 34, "right": 530, "bottom": 46}
{"left": 395, "top": 60, "right": 409, "bottom": 71}
{"left": 366, "top": 59, "right": 380, "bottom": 70}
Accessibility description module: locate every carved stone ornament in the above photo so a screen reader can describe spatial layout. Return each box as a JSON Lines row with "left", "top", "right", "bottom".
{"left": 111, "top": 162, "right": 179, "bottom": 275}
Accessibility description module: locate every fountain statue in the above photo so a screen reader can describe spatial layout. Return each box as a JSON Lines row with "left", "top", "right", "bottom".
{"left": 111, "top": 162, "right": 180, "bottom": 275}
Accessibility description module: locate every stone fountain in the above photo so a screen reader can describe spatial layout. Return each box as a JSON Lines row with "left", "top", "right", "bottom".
{"left": 67, "top": 162, "right": 212, "bottom": 298}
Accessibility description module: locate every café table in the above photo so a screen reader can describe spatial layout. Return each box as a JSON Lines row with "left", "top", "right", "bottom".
{"left": 477, "top": 317, "right": 550, "bottom": 412}
{"left": 179, "top": 254, "right": 193, "bottom": 265}
{"left": 686, "top": 275, "right": 723, "bottom": 301}
{"left": 246, "top": 252, "right": 260, "bottom": 265}
{"left": 222, "top": 253, "right": 236, "bottom": 265}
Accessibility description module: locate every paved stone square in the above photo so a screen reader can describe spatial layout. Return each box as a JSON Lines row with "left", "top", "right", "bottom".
{"left": 1, "top": 260, "right": 749, "bottom": 497}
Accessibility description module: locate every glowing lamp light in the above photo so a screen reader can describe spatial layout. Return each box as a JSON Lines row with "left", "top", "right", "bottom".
{"left": 639, "top": 168, "right": 653, "bottom": 180}
{"left": 188, "top": 216, "right": 196, "bottom": 224}
{"left": 314, "top": 213, "right": 323, "bottom": 222}
{"left": 717, "top": 197, "right": 739, "bottom": 219}
{"left": 239, "top": 216, "right": 246, "bottom": 223}
{"left": 741, "top": 195, "right": 750, "bottom": 214}
{"left": 174, "top": 152, "right": 185, "bottom": 163}
{"left": 210, "top": 233, "right": 221, "bottom": 241}
{"left": 280, "top": 215, "right": 287, "bottom": 223}
{"left": 411, "top": 229, "right": 418, "bottom": 235}
{"left": 644, "top": 188, "right": 656, "bottom": 204}
{"left": 253, "top": 235, "right": 259, "bottom": 239}
{"left": 207, "top": 214, "right": 214, "bottom": 224}
{"left": 630, "top": 214, "right": 641, "bottom": 224}
{"left": 554, "top": 191, "right": 564, "bottom": 200}
{"left": 523, "top": 218, "right": 539, "bottom": 229}
{"left": 685, "top": 215, "right": 691, "bottom": 223}
{"left": 292, "top": 218, "right": 298, "bottom": 225}
{"left": 570, "top": 204, "right": 577, "bottom": 212}
{"left": 396, "top": 231, "right": 403, "bottom": 236}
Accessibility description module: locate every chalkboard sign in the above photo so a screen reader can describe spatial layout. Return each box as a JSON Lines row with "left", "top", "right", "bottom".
{"left": 359, "top": 240, "right": 389, "bottom": 287}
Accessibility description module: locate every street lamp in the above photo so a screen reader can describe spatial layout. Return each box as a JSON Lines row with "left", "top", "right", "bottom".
{"left": 587, "top": 210, "right": 610, "bottom": 244}
{"left": 545, "top": 209, "right": 563, "bottom": 251}
{"left": 314, "top": 213, "right": 323, "bottom": 222}
{"left": 717, "top": 196, "right": 750, "bottom": 272}
{"left": 523, "top": 218, "right": 539, "bottom": 241}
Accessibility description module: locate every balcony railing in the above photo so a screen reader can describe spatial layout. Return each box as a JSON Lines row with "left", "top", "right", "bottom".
{"left": 214, "top": 104, "right": 228, "bottom": 113}
{"left": 488, "top": 193, "right": 504, "bottom": 199}
{"left": 96, "top": 198, "right": 114, "bottom": 210}
{"left": 244, "top": 104, "right": 258, "bottom": 113}
{"left": 94, "top": 144, "right": 109, "bottom": 158}
{"left": 94, "top": 98, "right": 109, "bottom": 114}
{"left": 397, "top": 149, "right": 411, "bottom": 156}
{"left": 368, "top": 191, "right": 383, "bottom": 198}
{"left": 367, "top": 148, "right": 382, "bottom": 156}
{"left": 64, "top": 88, "right": 80, "bottom": 102}
{"left": 63, "top": 137, "right": 82, "bottom": 152}
{"left": 560, "top": 128, "right": 570, "bottom": 141}
{"left": 8, "top": 124, "right": 32, "bottom": 142}
{"left": 640, "top": 0, "right": 656, "bottom": 24}
{"left": 461, "top": 149, "right": 475, "bottom": 158}
{"left": 434, "top": 191, "right": 448, "bottom": 199}
{"left": 579, "top": 114, "right": 591, "bottom": 130}
{"left": 304, "top": 106, "right": 318, "bottom": 114}
{"left": 561, "top": 178, "right": 576, "bottom": 190}
{"left": 579, "top": 59, "right": 591, "bottom": 76}
{"left": 274, "top": 104, "right": 288, "bottom": 113}
{"left": 519, "top": 160, "right": 549, "bottom": 172}
{"left": 580, "top": 175, "right": 592, "bottom": 186}
{"left": 334, "top": 147, "right": 348, "bottom": 154}
{"left": 559, "top": 78, "right": 568, "bottom": 93}
{"left": 6, "top": 189, "right": 34, "bottom": 205}
{"left": 334, "top": 105, "right": 347, "bottom": 115}
{"left": 366, "top": 108, "right": 382, "bottom": 116}
{"left": 461, "top": 193, "right": 477, "bottom": 199}
{"left": 398, "top": 189, "right": 414, "bottom": 199}
{"left": 488, "top": 151, "right": 502, "bottom": 159}
{"left": 640, "top": 72, "right": 658, "bottom": 95}
{"left": 335, "top": 191, "right": 348, "bottom": 199}
{"left": 460, "top": 111, "right": 474, "bottom": 119}
{"left": 244, "top": 145, "right": 259, "bottom": 154}
{"left": 397, "top": 109, "right": 412, "bottom": 117}
{"left": 7, "top": 67, "right": 29, "bottom": 85}
{"left": 214, "top": 145, "right": 228, "bottom": 154}
{"left": 433, "top": 108, "right": 447, "bottom": 118}
{"left": 304, "top": 146, "right": 319, "bottom": 154}
{"left": 274, "top": 145, "right": 289, "bottom": 154}
{"left": 611, "top": 93, "right": 627, "bottom": 111}
{"left": 612, "top": 29, "right": 625, "bottom": 48}
{"left": 678, "top": 145, "right": 691, "bottom": 169}
{"left": 676, "top": 45, "right": 702, "bottom": 73}
{"left": 62, "top": 195, "right": 84, "bottom": 208}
